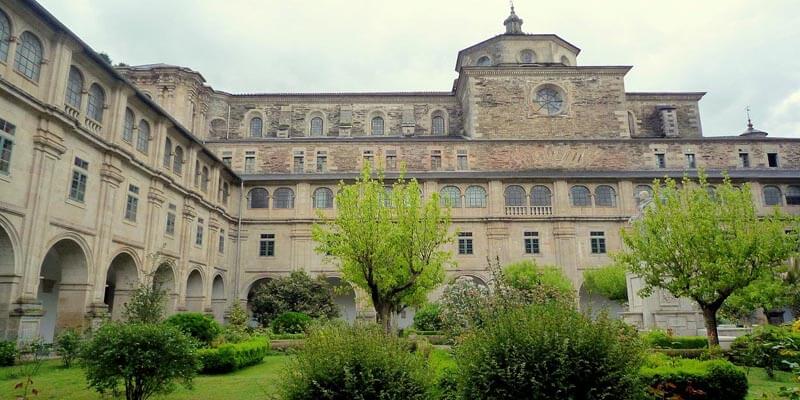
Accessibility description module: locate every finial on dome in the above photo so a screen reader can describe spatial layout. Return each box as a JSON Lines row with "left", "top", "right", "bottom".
{"left": 740, "top": 106, "right": 768, "bottom": 137}
{"left": 504, "top": 1, "right": 524, "bottom": 34}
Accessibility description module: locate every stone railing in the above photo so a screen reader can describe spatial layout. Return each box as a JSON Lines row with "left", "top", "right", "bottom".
{"left": 84, "top": 117, "right": 102, "bottom": 133}
{"left": 64, "top": 103, "right": 80, "bottom": 119}
{"left": 504, "top": 206, "right": 552, "bottom": 216}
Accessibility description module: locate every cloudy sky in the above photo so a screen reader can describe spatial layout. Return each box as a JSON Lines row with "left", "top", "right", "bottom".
{"left": 39, "top": 0, "right": 800, "bottom": 138}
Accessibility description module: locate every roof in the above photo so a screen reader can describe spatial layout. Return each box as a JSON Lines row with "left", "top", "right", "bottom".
{"left": 455, "top": 33, "right": 582, "bottom": 72}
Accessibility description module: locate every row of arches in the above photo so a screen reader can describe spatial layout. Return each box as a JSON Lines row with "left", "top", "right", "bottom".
{"left": 243, "top": 111, "right": 450, "bottom": 138}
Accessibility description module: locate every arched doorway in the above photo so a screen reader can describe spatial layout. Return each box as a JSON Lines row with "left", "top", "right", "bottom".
{"left": 104, "top": 252, "right": 140, "bottom": 321}
{"left": 153, "top": 263, "right": 177, "bottom": 316}
{"left": 37, "top": 239, "right": 90, "bottom": 342}
{"left": 0, "top": 224, "right": 17, "bottom": 338}
{"left": 185, "top": 270, "right": 204, "bottom": 312}
{"left": 326, "top": 277, "right": 356, "bottom": 323}
{"left": 211, "top": 275, "right": 225, "bottom": 323}
{"left": 246, "top": 277, "right": 272, "bottom": 326}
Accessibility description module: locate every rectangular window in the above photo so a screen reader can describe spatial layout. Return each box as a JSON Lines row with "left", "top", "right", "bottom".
{"left": 685, "top": 153, "right": 696, "bottom": 169}
{"left": 244, "top": 152, "right": 256, "bottom": 174}
{"left": 69, "top": 157, "right": 89, "bottom": 202}
{"left": 165, "top": 203, "right": 176, "bottom": 235}
{"left": 363, "top": 150, "right": 374, "bottom": 168}
{"left": 218, "top": 230, "right": 225, "bottom": 253}
{"left": 259, "top": 233, "right": 275, "bottom": 256}
{"left": 195, "top": 217, "right": 205, "bottom": 246}
{"left": 0, "top": 118, "right": 15, "bottom": 175}
{"left": 524, "top": 231, "right": 540, "bottom": 254}
{"left": 124, "top": 184, "right": 139, "bottom": 222}
{"left": 222, "top": 156, "right": 232, "bottom": 167}
{"left": 590, "top": 231, "right": 606, "bottom": 254}
{"left": 431, "top": 150, "right": 442, "bottom": 170}
{"left": 655, "top": 153, "right": 666, "bottom": 169}
{"left": 739, "top": 152, "right": 750, "bottom": 168}
{"left": 293, "top": 151, "right": 305, "bottom": 174}
{"left": 458, "top": 232, "right": 473, "bottom": 255}
{"left": 385, "top": 150, "right": 397, "bottom": 170}
{"left": 456, "top": 149, "right": 468, "bottom": 171}
{"left": 767, "top": 153, "right": 779, "bottom": 168}
{"left": 316, "top": 151, "right": 327, "bottom": 173}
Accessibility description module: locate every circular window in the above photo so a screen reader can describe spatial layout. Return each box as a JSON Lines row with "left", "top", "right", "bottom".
{"left": 534, "top": 87, "right": 565, "bottom": 115}
{"left": 476, "top": 56, "right": 492, "bottom": 66}
{"left": 520, "top": 49, "right": 535, "bottom": 63}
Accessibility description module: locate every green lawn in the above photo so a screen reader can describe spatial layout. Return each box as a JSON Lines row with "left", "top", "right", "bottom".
{"left": 1, "top": 351, "right": 795, "bottom": 399}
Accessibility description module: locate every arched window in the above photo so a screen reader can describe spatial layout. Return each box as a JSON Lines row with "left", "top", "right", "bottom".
{"left": 530, "top": 185, "right": 552, "bottom": 207}
{"left": 248, "top": 188, "right": 269, "bottom": 209}
{"left": 65, "top": 66, "right": 83, "bottom": 109}
{"left": 476, "top": 56, "right": 491, "bottom": 66}
{"left": 201, "top": 166, "right": 209, "bottom": 192}
{"left": 570, "top": 185, "right": 591, "bottom": 207}
{"left": 313, "top": 187, "right": 333, "bottom": 209}
{"left": 122, "top": 108, "right": 134, "bottom": 142}
{"left": 465, "top": 186, "right": 487, "bottom": 208}
{"left": 0, "top": 11, "right": 10, "bottom": 62}
{"left": 432, "top": 115, "right": 445, "bottom": 135}
{"left": 274, "top": 188, "right": 294, "bottom": 209}
{"left": 87, "top": 84, "right": 105, "bottom": 122}
{"left": 173, "top": 146, "right": 183, "bottom": 175}
{"left": 310, "top": 117, "right": 323, "bottom": 136}
{"left": 371, "top": 116, "right": 384, "bottom": 136}
{"left": 14, "top": 32, "right": 43, "bottom": 81}
{"left": 163, "top": 138, "right": 172, "bottom": 168}
{"left": 627, "top": 111, "right": 637, "bottom": 136}
{"left": 634, "top": 184, "right": 653, "bottom": 203}
{"left": 504, "top": 185, "right": 526, "bottom": 207}
{"left": 249, "top": 117, "right": 263, "bottom": 138}
{"left": 520, "top": 49, "right": 535, "bottom": 63}
{"left": 786, "top": 186, "right": 800, "bottom": 205}
{"left": 763, "top": 185, "right": 783, "bottom": 206}
{"left": 136, "top": 120, "right": 150, "bottom": 153}
{"left": 440, "top": 186, "right": 462, "bottom": 208}
{"left": 560, "top": 55, "right": 571, "bottom": 66}
{"left": 595, "top": 185, "right": 617, "bottom": 207}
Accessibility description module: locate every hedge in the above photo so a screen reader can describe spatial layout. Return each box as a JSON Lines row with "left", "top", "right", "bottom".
{"left": 643, "top": 330, "right": 708, "bottom": 349}
{"left": 0, "top": 340, "right": 16, "bottom": 366}
{"left": 640, "top": 353, "right": 748, "bottom": 400}
{"left": 198, "top": 336, "right": 270, "bottom": 374}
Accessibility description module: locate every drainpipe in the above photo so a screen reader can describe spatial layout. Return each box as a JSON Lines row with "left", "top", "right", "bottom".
{"left": 235, "top": 180, "right": 243, "bottom": 301}
{"left": 226, "top": 104, "right": 231, "bottom": 140}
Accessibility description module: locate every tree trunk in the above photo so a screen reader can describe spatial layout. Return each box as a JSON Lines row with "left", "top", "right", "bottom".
{"left": 701, "top": 305, "right": 720, "bottom": 347}
{"left": 375, "top": 302, "right": 393, "bottom": 334}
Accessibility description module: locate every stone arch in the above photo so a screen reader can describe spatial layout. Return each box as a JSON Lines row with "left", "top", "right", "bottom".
{"left": 244, "top": 275, "right": 279, "bottom": 325}
{"left": 185, "top": 268, "right": 205, "bottom": 312}
{"left": 37, "top": 237, "right": 91, "bottom": 342}
{"left": 211, "top": 274, "right": 226, "bottom": 323}
{"left": 453, "top": 273, "right": 489, "bottom": 288}
{"left": 307, "top": 110, "right": 326, "bottom": 137}
{"left": 325, "top": 276, "right": 356, "bottom": 323}
{"left": 430, "top": 109, "right": 448, "bottom": 136}
{"left": 0, "top": 218, "right": 21, "bottom": 338}
{"left": 104, "top": 251, "right": 140, "bottom": 321}
{"left": 153, "top": 261, "right": 178, "bottom": 316}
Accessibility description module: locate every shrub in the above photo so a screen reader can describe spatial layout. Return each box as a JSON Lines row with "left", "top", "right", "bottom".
{"left": 279, "top": 323, "right": 433, "bottom": 399}
{"left": 249, "top": 271, "right": 339, "bottom": 326}
{"left": 503, "top": 260, "right": 575, "bottom": 305}
{"left": 165, "top": 312, "right": 222, "bottom": 347}
{"left": 729, "top": 325, "right": 800, "bottom": 377}
{"left": 454, "top": 303, "right": 645, "bottom": 400}
{"left": 197, "top": 336, "right": 270, "bottom": 374}
{"left": 643, "top": 329, "right": 708, "bottom": 349}
{"left": 54, "top": 329, "right": 83, "bottom": 368}
{"left": 413, "top": 303, "right": 443, "bottom": 331}
{"left": 81, "top": 323, "right": 198, "bottom": 400}
{"left": 794, "top": 319, "right": 800, "bottom": 333}
{"left": 640, "top": 353, "right": 748, "bottom": 400}
{"left": 439, "top": 278, "right": 490, "bottom": 337}
{"left": 0, "top": 340, "right": 16, "bottom": 366}
{"left": 123, "top": 282, "right": 167, "bottom": 324}
{"left": 583, "top": 264, "right": 628, "bottom": 302}
{"left": 271, "top": 312, "right": 312, "bottom": 334}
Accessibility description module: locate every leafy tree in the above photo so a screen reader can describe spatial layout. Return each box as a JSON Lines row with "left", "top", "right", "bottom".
{"left": 54, "top": 328, "right": 83, "bottom": 368}
{"left": 583, "top": 264, "right": 629, "bottom": 302}
{"left": 81, "top": 323, "right": 198, "bottom": 400}
{"left": 503, "top": 260, "right": 575, "bottom": 305}
{"left": 616, "top": 175, "right": 799, "bottom": 346}
{"left": 312, "top": 167, "right": 453, "bottom": 332}
{"left": 249, "top": 271, "right": 339, "bottom": 326}
{"left": 719, "top": 274, "right": 797, "bottom": 325}
{"left": 124, "top": 251, "right": 169, "bottom": 324}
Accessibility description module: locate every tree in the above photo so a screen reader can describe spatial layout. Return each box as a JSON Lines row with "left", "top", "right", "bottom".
{"left": 616, "top": 174, "right": 799, "bottom": 346}
{"left": 123, "top": 252, "right": 169, "bottom": 324}
{"left": 312, "top": 167, "right": 453, "bottom": 332}
{"left": 249, "top": 271, "right": 339, "bottom": 326}
{"left": 719, "top": 273, "right": 799, "bottom": 325}
{"left": 583, "top": 264, "right": 629, "bottom": 302}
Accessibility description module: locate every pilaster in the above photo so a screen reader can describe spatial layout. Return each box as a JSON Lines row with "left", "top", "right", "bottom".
{"left": 90, "top": 153, "right": 124, "bottom": 303}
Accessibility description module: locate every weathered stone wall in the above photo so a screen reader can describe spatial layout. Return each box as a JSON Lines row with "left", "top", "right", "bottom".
{"left": 626, "top": 94, "right": 703, "bottom": 138}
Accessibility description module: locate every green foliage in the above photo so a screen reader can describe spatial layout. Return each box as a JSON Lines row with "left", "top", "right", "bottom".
{"left": 720, "top": 275, "right": 798, "bottom": 325}
{"left": 278, "top": 323, "right": 433, "bottom": 399}
{"left": 312, "top": 166, "right": 453, "bottom": 331}
{"left": 81, "top": 323, "right": 198, "bottom": 400}
{"left": 221, "top": 302, "right": 251, "bottom": 343}
{"left": 503, "top": 260, "right": 576, "bottom": 305}
{"left": 0, "top": 340, "right": 16, "bottom": 367}
{"left": 583, "top": 264, "right": 629, "bottom": 302}
{"left": 197, "top": 336, "right": 270, "bottom": 374}
{"left": 640, "top": 353, "right": 748, "bottom": 400}
{"left": 413, "top": 303, "right": 443, "bottom": 331}
{"left": 270, "top": 312, "right": 312, "bottom": 334}
{"left": 249, "top": 271, "right": 339, "bottom": 327}
{"left": 453, "top": 303, "right": 645, "bottom": 400}
{"left": 123, "top": 282, "right": 167, "bottom": 324}
{"left": 642, "top": 329, "right": 709, "bottom": 349}
{"left": 729, "top": 325, "right": 800, "bottom": 378}
{"left": 54, "top": 329, "right": 83, "bottom": 368}
{"left": 616, "top": 174, "right": 800, "bottom": 345}
{"left": 165, "top": 313, "right": 222, "bottom": 347}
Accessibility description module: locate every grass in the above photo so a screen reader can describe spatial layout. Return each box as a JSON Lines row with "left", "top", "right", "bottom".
{"left": 1, "top": 351, "right": 795, "bottom": 399}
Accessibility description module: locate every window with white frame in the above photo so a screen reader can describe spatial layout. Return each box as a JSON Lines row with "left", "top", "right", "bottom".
{"left": 590, "top": 231, "right": 606, "bottom": 254}
{"left": 310, "top": 117, "right": 323, "bottom": 136}
{"left": 504, "top": 185, "right": 526, "bottom": 207}
{"left": 456, "top": 149, "right": 468, "bottom": 170}
{"left": 0, "top": 11, "right": 10, "bottom": 62}
{"left": 250, "top": 117, "right": 263, "bottom": 138}
{"left": 244, "top": 151, "right": 256, "bottom": 174}
{"left": 385, "top": 150, "right": 397, "bottom": 170}
{"left": 274, "top": 187, "right": 294, "bottom": 209}
{"left": 87, "top": 84, "right": 105, "bottom": 122}
{"left": 293, "top": 151, "right": 305, "bottom": 174}
{"left": 570, "top": 185, "right": 591, "bottom": 207}
{"left": 431, "top": 150, "right": 442, "bottom": 170}
{"left": 69, "top": 157, "right": 89, "bottom": 202}
{"left": 594, "top": 185, "right": 616, "bottom": 207}
{"left": 524, "top": 231, "right": 540, "bottom": 254}
{"left": 465, "top": 185, "right": 487, "bottom": 208}
{"left": 195, "top": 217, "right": 204, "bottom": 246}
{"left": 313, "top": 187, "right": 334, "bottom": 209}
{"left": 136, "top": 120, "right": 150, "bottom": 153}
{"left": 14, "top": 32, "right": 43, "bottom": 81}
{"left": 165, "top": 203, "right": 176, "bottom": 235}
{"left": 530, "top": 185, "right": 551, "bottom": 207}
{"left": 316, "top": 151, "right": 327, "bottom": 172}
{"left": 0, "top": 118, "right": 15, "bottom": 175}
{"left": 440, "top": 186, "right": 462, "bottom": 208}
{"left": 432, "top": 115, "right": 445, "bottom": 135}
{"left": 685, "top": 153, "right": 696, "bottom": 169}
{"left": 763, "top": 186, "right": 783, "bottom": 206}
{"left": 65, "top": 66, "right": 83, "bottom": 109}
{"left": 259, "top": 233, "right": 275, "bottom": 256}
{"left": 739, "top": 152, "right": 750, "bottom": 168}
{"left": 248, "top": 188, "right": 269, "bottom": 208}
{"left": 124, "top": 184, "right": 139, "bottom": 222}
{"left": 458, "top": 232, "right": 474, "bottom": 255}
{"left": 371, "top": 117, "right": 384, "bottom": 136}
{"left": 122, "top": 108, "right": 134, "bottom": 142}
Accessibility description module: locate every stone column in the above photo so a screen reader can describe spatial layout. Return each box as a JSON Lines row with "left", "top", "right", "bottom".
{"left": 176, "top": 202, "right": 197, "bottom": 311}
{"left": 143, "top": 181, "right": 166, "bottom": 260}
{"left": 488, "top": 180, "right": 504, "bottom": 217}
{"left": 553, "top": 223, "right": 579, "bottom": 286}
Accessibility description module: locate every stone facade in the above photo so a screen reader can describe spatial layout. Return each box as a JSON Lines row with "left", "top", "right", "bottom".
{"left": 0, "top": 1, "right": 798, "bottom": 340}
